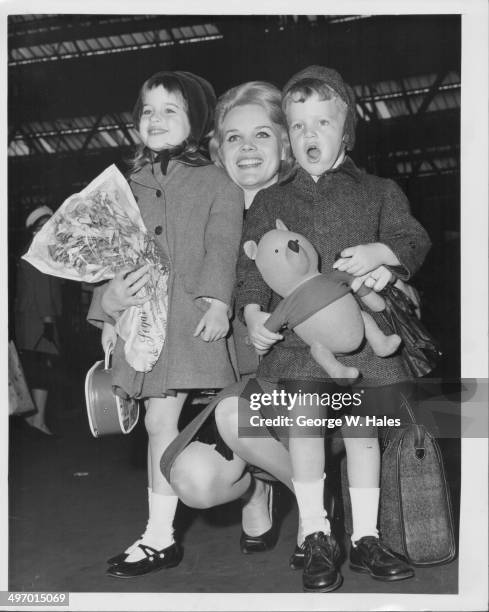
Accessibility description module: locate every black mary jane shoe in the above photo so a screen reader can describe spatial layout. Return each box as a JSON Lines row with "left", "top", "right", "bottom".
{"left": 106, "top": 542, "right": 183, "bottom": 578}
{"left": 289, "top": 542, "right": 306, "bottom": 570}
{"left": 107, "top": 552, "right": 128, "bottom": 566}
{"left": 349, "top": 536, "right": 414, "bottom": 581}
{"left": 240, "top": 483, "right": 278, "bottom": 554}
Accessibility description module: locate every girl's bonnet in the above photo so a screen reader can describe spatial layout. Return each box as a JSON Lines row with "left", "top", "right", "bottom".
{"left": 135, "top": 70, "right": 217, "bottom": 173}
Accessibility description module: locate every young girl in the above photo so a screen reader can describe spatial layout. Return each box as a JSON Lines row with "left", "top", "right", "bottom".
{"left": 87, "top": 71, "right": 243, "bottom": 578}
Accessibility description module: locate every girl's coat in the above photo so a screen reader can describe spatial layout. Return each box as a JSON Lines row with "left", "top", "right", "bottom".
{"left": 88, "top": 160, "right": 243, "bottom": 398}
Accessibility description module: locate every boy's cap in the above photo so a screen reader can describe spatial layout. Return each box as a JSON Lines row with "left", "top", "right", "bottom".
{"left": 283, "top": 65, "right": 357, "bottom": 150}
{"left": 25, "top": 205, "right": 53, "bottom": 229}
{"left": 150, "top": 71, "right": 216, "bottom": 143}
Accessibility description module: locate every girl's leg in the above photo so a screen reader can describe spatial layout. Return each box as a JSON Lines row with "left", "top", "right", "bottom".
{"left": 121, "top": 393, "right": 187, "bottom": 564}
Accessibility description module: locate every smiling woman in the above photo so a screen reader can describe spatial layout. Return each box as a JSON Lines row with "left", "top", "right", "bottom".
{"left": 209, "top": 81, "right": 293, "bottom": 208}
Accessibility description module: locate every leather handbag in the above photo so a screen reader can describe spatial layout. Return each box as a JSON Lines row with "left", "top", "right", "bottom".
{"left": 378, "top": 393, "right": 456, "bottom": 566}
{"left": 85, "top": 347, "right": 139, "bottom": 437}
{"left": 380, "top": 285, "right": 443, "bottom": 377}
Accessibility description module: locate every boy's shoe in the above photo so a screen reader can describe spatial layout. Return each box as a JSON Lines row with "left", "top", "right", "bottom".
{"left": 302, "top": 531, "right": 343, "bottom": 593}
{"left": 349, "top": 536, "right": 414, "bottom": 581}
{"left": 107, "top": 542, "right": 183, "bottom": 578}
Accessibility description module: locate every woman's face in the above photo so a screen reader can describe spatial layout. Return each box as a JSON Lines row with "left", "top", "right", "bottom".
{"left": 220, "top": 104, "right": 284, "bottom": 192}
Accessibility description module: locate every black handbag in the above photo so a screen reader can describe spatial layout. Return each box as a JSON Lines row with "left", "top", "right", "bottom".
{"left": 379, "top": 284, "right": 442, "bottom": 377}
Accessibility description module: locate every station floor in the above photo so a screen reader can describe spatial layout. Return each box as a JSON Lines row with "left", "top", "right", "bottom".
{"left": 8, "top": 373, "right": 459, "bottom": 599}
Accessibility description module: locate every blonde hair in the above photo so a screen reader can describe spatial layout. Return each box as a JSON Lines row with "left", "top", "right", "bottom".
{"left": 209, "top": 81, "right": 294, "bottom": 181}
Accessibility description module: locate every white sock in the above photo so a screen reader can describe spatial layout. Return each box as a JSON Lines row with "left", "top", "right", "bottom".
{"left": 123, "top": 487, "right": 152, "bottom": 555}
{"left": 125, "top": 493, "right": 178, "bottom": 563}
{"left": 293, "top": 476, "right": 330, "bottom": 539}
{"left": 242, "top": 479, "right": 272, "bottom": 537}
{"left": 349, "top": 487, "right": 380, "bottom": 544}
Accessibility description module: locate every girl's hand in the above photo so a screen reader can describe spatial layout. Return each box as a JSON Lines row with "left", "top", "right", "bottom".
{"left": 101, "top": 265, "right": 151, "bottom": 318}
{"left": 350, "top": 266, "right": 394, "bottom": 293}
{"left": 333, "top": 243, "right": 399, "bottom": 276}
{"left": 194, "top": 299, "right": 229, "bottom": 342}
{"left": 244, "top": 305, "right": 283, "bottom": 353}
{"left": 102, "top": 322, "right": 117, "bottom": 352}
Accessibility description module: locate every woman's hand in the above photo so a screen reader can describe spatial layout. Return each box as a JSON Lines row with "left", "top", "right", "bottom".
{"left": 101, "top": 265, "right": 151, "bottom": 318}
{"left": 350, "top": 265, "right": 394, "bottom": 293}
{"left": 194, "top": 299, "right": 230, "bottom": 342}
{"left": 244, "top": 305, "right": 283, "bottom": 353}
{"left": 102, "top": 322, "right": 117, "bottom": 352}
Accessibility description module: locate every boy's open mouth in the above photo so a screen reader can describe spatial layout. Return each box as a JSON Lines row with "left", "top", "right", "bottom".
{"left": 306, "top": 145, "right": 321, "bottom": 162}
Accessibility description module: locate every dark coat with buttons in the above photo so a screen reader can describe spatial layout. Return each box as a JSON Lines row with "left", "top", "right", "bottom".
{"left": 87, "top": 160, "right": 243, "bottom": 398}
{"left": 235, "top": 157, "right": 431, "bottom": 387}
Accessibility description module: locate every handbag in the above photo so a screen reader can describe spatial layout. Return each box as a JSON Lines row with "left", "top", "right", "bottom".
{"left": 380, "top": 284, "right": 442, "bottom": 377}
{"left": 85, "top": 347, "right": 139, "bottom": 437}
{"left": 379, "top": 392, "right": 456, "bottom": 566}
{"left": 8, "top": 340, "right": 35, "bottom": 416}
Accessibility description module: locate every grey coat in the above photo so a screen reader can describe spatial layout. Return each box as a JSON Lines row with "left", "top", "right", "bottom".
{"left": 235, "top": 157, "right": 432, "bottom": 387}
{"left": 87, "top": 160, "right": 244, "bottom": 399}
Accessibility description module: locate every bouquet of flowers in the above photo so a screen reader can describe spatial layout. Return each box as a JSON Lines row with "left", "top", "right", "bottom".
{"left": 23, "top": 165, "right": 169, "bottom": 373}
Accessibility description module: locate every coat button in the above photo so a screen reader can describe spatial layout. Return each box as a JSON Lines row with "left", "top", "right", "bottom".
{"left": 155, "top": 226, "right": 163, "bottom": 235}
{"left": 155, "top": 190, "right": 162, "bottom": 197}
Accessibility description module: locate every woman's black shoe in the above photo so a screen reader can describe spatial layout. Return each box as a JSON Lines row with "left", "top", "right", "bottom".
{"left": 240, "top": 482, "right": 278, "bottom": 554}
{"left": 106, "top": 542, "right": 183, "bottom": 578}
{"left": 289, "top": 543, "right": 306, "bottom": 569}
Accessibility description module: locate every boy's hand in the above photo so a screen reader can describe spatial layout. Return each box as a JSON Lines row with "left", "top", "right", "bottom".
{"left": 101, "top": 265, "right": 151, "bottom": 318}
{"left": 194, "top": 299, "right": 229, "bottom": 342}
{"left": 350, "top": 266, "right": 394, "bottom": 293}
{"left": 102, "top": 322, "right": 117, "bottom": 352}
{"left": 333, "top": 243, "right": 399, "bottom": 276}
{"left": 244, "top": 305, "right": 283, "bottom": 353}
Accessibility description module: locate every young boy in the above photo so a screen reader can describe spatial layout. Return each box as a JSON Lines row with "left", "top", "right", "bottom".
{"left": 235, "top": 65, "right": 431, "bottom": 592}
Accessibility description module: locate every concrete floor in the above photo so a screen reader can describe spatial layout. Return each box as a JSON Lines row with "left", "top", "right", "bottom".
{"left": 8, "top": 374, "right": 459, "bottom": 597}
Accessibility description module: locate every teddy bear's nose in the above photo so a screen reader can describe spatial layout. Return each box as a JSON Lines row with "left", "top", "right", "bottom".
{"left": 288, "top": 239, "right": 300, "bottom": 253}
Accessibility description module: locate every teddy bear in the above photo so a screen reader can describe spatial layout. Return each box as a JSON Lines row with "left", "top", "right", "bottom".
{"left": 243, "top": 220, "right": 402, "bottom": 381}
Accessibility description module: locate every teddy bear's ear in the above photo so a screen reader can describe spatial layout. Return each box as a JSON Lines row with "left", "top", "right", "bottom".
{"left": 243, "top": 240, "right": 258, "bottom": 260}
{"left": 276, "top": 219, "right": 289, "bottom": 231}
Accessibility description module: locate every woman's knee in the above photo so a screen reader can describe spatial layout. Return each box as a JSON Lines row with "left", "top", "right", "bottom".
{"left": 171, "top": 456, "right": 220, "bottom": 509}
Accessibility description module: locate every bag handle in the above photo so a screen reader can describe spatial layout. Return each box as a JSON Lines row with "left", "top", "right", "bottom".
{"left": 399, "top": 390, "right": 426, "bottom": 458}
{"left": 104, "top": 343, "right": 114, "bottom": 371}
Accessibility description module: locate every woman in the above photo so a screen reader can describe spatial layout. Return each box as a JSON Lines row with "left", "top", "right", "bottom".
{"left": 15, "top": 206, "right": 62, "bottom": 436}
